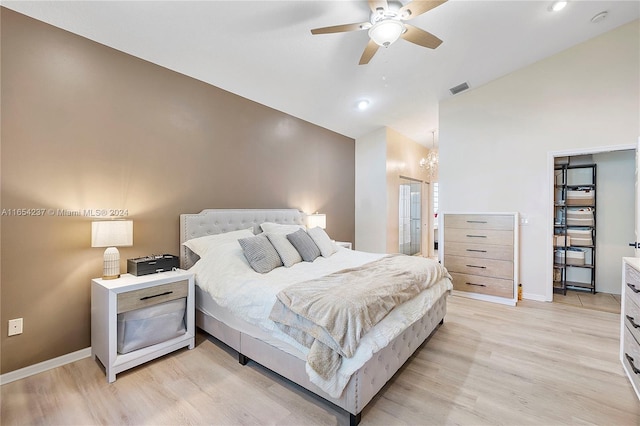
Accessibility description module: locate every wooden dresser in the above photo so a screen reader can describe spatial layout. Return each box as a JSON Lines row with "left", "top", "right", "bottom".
{"left": 621, "top": 257, "right": 640, "bottom": 400}
{"left": 441, "top": 213, "right": 519, "bottom": 306}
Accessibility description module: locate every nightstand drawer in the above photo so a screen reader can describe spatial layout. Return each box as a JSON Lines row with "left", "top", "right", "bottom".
{"left": 117, "top": 280, "right": 188, "bottom": 314}
{"left": 444, "top": 255, "right": 513, "bottom": 280}
{"left": 444, "top": 214, "right": 514, "bottom": 230}
{"left": 450, "top": 272, "right": 514, "bottom": 298}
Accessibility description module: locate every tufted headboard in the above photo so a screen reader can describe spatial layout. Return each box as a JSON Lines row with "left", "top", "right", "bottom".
{"left": 179, "top": 209, "right": 306, "bottom": 269}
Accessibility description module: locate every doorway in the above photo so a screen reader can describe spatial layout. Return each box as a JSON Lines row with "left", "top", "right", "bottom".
{"left": 550, "top": 149, "right": 635, "bottom": 313}
{"left": 399, "top": 177, "right": 422, "bottom": 256}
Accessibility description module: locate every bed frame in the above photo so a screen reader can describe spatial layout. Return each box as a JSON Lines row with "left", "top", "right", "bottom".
{"left": 180, "top": 209, "right": 447, "bottom": 425}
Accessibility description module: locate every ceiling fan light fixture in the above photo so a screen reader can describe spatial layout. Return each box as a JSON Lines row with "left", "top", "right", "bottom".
{"left": 369, "top": 19, "right": 405, "bottom": 47}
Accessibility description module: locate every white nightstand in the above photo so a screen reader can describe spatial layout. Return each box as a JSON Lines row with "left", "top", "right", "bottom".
{"left": 91, "top": 270, "right": 195, "bottom": 382}
{"left": 336, "top": 241, "right": 352, "bottom": 250}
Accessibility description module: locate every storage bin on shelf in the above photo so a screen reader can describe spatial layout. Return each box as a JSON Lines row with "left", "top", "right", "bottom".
{"left": 555, "top": 234, "right": 571, "bottom": 246}
{"left": 566, "top": 227, "right": 593, "bottom": 246}
{"left": 566, "top": 207, "right": 594, "bottom": 227}
{"left": 566, "top": 189, "right": 595, "bottom": 206}
{"left": 555, "top": 248, "right": 586, "bottom": 266}
{"left": 117, "top": 297, "right": 187, "bottom": 354}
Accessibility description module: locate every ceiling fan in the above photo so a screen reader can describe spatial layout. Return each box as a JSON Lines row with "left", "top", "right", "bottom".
{"left": 311, "top": 0, "right": 447, "bottom": 65}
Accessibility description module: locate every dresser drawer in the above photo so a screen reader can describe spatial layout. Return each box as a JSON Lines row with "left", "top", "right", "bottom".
{"left": 444, "top": 214, "right": 514, "bottom": 231}
{"left": 625, "top": 296, "right": 640, "bottom": 347}
{"left": 450, "top": 272, "right": 514, "bottom": 298}
{"left": 444, "top": 228, "right": 513, "bottom": 246}
{"left": 117, "top": 280, "right": 189, "bottom": 314}
{"left": 625, "top": 263, "right": 640, "bottom": 310}
{"left": 622, "top": 326, "right": 640, "bottom": 394}
{"left": 444, "top": 255, "right": 514, "bottom": 280}
{"left": 444, "top": 241, "right": 513, "bottom": 261}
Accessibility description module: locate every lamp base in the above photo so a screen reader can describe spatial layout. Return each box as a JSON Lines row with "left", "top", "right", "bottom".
{"left": 102, "top": 274, "right": 121, "bottom": 280}
{"left": 103, "top": 247, "right": 121, "bottom": 280}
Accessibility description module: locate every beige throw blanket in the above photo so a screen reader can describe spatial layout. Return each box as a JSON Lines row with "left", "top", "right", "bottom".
{"left": 268, "top": 254, "right": 451, "bottom": 380}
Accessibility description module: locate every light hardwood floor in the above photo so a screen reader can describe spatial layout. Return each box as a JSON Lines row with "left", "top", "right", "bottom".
{"left": 2, "top": 295, "right": 639, "bottom": 425}
{"left": 554, "top": 289, "right": 622, "bottom": 314}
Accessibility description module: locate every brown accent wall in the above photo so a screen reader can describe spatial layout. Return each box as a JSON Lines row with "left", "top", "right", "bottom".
{"left": 0, "top": 9, "right": 355, "bottom": 374}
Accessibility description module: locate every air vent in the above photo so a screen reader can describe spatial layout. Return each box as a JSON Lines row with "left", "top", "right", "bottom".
{"left": 449, "top": 82, "right": 470, "bottom": 95}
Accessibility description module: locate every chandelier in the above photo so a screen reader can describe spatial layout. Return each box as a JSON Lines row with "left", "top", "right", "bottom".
{"left": 420, "top": 131, "right": 438, "bottom": 178}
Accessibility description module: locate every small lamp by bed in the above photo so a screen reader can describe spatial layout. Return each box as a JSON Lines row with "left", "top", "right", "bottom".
{"left": 307, "top": 213, "right": 326, "bottom": 229}
{"left": 92, "top": 220, "right": 133, "bottom": 280}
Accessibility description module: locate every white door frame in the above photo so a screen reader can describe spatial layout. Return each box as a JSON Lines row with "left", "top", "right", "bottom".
{"left": 546, "top": 143, "right": 636, "bottom": 301}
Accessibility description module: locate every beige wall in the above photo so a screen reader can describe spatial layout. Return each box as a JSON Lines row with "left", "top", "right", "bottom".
{"left": 439, "top": 20, "right": 639, "bottom": 301}
{"left": 0, "top": 9, "right": 355, "bottom": 374}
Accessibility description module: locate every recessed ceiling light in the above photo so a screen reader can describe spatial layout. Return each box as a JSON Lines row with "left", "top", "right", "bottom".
{"left": 549, "top": 1, "right": 568, "bottom": 12}
{"left": 357, "top": 100, "right": 370, "bottom": 110}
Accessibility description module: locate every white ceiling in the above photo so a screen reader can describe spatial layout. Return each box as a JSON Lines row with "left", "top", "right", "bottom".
{"left": 3, "top": 1, "right": 639, "bottom": 146}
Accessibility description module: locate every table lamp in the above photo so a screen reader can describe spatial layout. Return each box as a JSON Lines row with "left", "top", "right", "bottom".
{"left": 92, "top": 220, "right": 133, "bottom": 279}
{"left": 307, "top": 213, "right": 326, "bottom": 229}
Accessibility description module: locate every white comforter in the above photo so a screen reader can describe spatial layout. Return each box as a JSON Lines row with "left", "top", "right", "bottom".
{"left": 191, "top": 241, "right": 452, "bottom": 398}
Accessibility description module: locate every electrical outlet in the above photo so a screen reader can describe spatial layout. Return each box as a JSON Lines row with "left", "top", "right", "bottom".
{"left": 8, "top": 318, "right": 23, "bottom": 336}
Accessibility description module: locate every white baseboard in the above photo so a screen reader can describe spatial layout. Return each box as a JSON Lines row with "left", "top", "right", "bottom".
{"left": 0, "top": 347, "right": 91, "bottom": 385}
{"left": 523, "top": 292, "right": 548, "bottom": 302}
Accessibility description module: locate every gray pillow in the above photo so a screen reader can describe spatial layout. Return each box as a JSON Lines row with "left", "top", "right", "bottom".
{"left": 287, "top": 229, "right": 321, "bottom": 262}
{"left": 238, "top": 234, "right": 283, "bottom": 273}
{"left": 266, "top": 232, "right": 302, "bottom": 267}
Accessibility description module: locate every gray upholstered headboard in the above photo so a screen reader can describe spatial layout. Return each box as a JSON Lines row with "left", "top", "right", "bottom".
{"left": 179, "top": 209, "right": 306, "bottom": 269}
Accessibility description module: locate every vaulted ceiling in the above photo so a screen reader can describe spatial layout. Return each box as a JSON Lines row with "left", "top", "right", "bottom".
{"left": 3, "top": 1, "right": 639, "bottom": 146}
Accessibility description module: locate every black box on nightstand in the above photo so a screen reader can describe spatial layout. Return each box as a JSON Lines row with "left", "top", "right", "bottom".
{"left": 127, "top": 254, "right": 180, "bottom": 276}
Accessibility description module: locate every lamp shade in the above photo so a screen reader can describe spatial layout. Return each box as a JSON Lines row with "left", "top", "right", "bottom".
{"left": 307, "top": 213, "right": 326, "bottom": 229}
{"left": 91, "top": 220, "right": 133, "bottom": 248}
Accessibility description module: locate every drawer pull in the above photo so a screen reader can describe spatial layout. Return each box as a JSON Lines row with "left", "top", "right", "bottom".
{"left": 140, "top": 291, "right": 173, "bottom": 301}
{"left": 466, "top": 220, "right": 487, "bottom": 224}
{"left": 627, "top": 283, "right": 640, "bottom": 293}
{"left": 625, "top": 353, "right": 640, "bottom": 374}
{"left": 466, "top": 249, "right": 487, "bottom": 253}
{"left": 148, "top": 261, "right": 157, "bottom": 265}
{"left": 626, "top": 315, "right": 640, "bottom": 329}
{"left": 466, "top": 282, "right": 487, "bottom": 287}
{"left": 466, "top": 265, "right": 487, "bottom": 269}
{"left": 466, "top": 234, "right": 487, "bottom": 238}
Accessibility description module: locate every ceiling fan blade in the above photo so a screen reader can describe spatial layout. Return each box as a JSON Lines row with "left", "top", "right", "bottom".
{"left": 399, "top": 0, "right": 447, "bottom": 20}
{"left": 311, "top": 22, "right": 369, "bottom": 35}
{"left": 359, "top": 39, "right": 380, "bottom": 65}
{"left": 401, "top": 24, "right": 443, "bottom": 49}
{"left": 368, "top": 0, "right": 389, "bottom": 13}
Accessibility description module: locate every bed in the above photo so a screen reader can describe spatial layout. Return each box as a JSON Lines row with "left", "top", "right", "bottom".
{"left": 179, "top": 209, "right": 452, "bottom": 425}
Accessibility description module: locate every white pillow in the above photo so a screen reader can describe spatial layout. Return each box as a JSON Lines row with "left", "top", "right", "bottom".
{"left": 260, "top": 222, "right": 306, "bottom": 235}
{"left": 307, "top": 227, "right": 337, "bottom": 257}
{"left": 266, "top": 232, "right": 302, "bottom": 267}
{"left": 182, "top": 227, "right": 254, "bottom": 257}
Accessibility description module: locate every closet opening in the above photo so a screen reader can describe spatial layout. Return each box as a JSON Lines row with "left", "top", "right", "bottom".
{"left": 550, "top": 150, "right": 634, "bottom": 313}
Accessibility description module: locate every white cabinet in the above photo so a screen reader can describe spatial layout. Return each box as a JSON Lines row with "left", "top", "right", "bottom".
{"left": 621, "top": 257, "right": 640, "bottom": 400}
{"left": 91, "top": 270, "right": 195, "bottom": 382}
